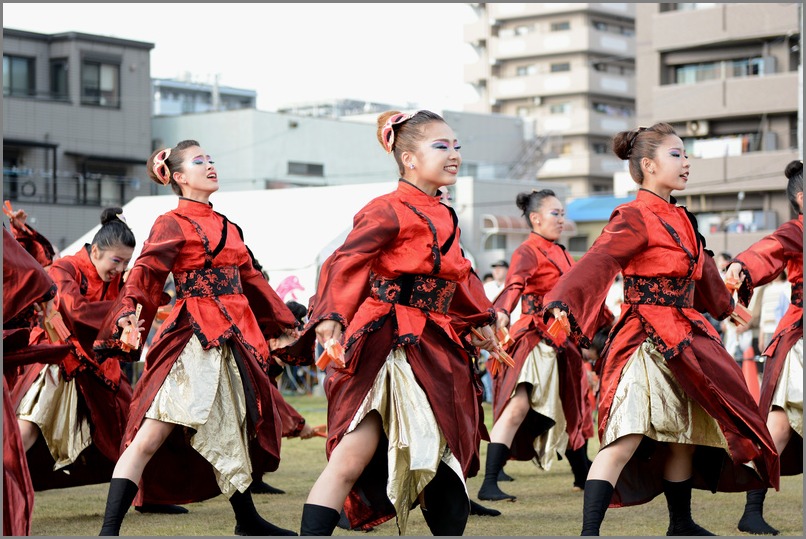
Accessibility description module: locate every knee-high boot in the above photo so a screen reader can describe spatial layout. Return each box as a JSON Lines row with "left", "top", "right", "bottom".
{"left": 580, "top": 479, "right": 613, "bottom": 536}
{"left": 99, "top": 478, "right": 139, "bottom": 536}
{"left": 299, "top": 503, "right": 341, "bottom": 536}
{"left": 477, "top": 443, "right": 516, "bottom": 501}
{"left": 230, "top": 489, "right": 297, "bottom": 536}
{"left": 421, "top": 462, "right": 471, "bottom": 536}
{"left": 565, "top": 445, "right": 591, "bottom": 490}
{"left": 663, "top": 478, "right": 715, "bottom": 536}
{"left": 738, "top": 488, "right": 779, "bottom": 535}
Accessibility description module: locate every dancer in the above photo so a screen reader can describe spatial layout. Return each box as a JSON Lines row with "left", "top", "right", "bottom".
{"left": 478, "top": 189, "right": 613, "bottom": 502}
{"left": 93, "top": 140, "right": 299, "bottom": 536}
{"left": 727, "top": 159, "right": 802, "bottom": 536}
{"left": 545, "top": 123, "right": 779, "bottom": 535}
{"left": 292, "top": 110, "right": 501, "bottom": 535}
{"left": 11, "top": 208, "right": 145, "bottom": 496}
{"left": 4, "top": 201, "right": 57, "bottom": 267}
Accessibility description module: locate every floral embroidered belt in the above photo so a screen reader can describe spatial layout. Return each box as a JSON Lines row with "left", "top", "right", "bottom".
{"left": 174, "top": 266, "right": 243, "bottom": 299}
{"left": 791, "top": 281, "right": 803, "bottom": 308}
{"left": 371, "top": 273, "right": 457, "bottom": 315}
{"left": 521, "top": 293, "right": 544, "bottom": 315}
{"left": 623, "top": 275, "right": 694, "bottom": 308}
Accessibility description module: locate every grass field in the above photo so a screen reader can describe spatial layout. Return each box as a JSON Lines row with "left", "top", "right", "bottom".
{"left": 29, "top": 394, "right": 803, "bottom": 536}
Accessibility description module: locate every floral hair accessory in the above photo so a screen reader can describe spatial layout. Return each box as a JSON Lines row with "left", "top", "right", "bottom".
{"left": 152, "top": 148, "right": 172, "bottom": 185}
{"left": 381, "top": 111, "right": 418, "bottom": 153}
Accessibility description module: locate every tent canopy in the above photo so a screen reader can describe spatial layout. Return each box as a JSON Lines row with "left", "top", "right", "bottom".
{"left": 63, "top": 182, "right": 398, "bottom": 305}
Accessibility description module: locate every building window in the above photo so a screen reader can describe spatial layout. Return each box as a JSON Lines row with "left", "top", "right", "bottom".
{"left": 81, "top": 60, "right": 120, "bottom": 107}
{"left": 549, "top": 102, "right": 571, "bottom": 114}
{"left": 550, "top": 62, "right": 571, "bottom": 73}
{"left": 592, "top": 142, "right": 609, "bottom": 154}
{"left": 50, "top": 58, "right": 69, "bottom": 100}
{"left": 516, "top": 64, "right": 537, "bottom": 77}
{"left": 550, "top": 21, "right": 570, "bottom": 31}
{"left": 3, "top": 55, "right": 35, "bottom": 97}
{"left": 673, "top": 56, "right": 766, "bottom": 85}
{"left": 288, "top": 161, "right": 324, "bottom": 176}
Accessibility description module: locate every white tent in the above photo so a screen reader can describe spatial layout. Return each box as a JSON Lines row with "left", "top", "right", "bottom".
{"left": 63, "top": 182, "right": 398, "bottom": 306}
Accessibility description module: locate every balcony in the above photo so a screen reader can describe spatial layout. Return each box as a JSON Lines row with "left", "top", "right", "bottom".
{"left": 653, "top": 72, "right": 799, "bottom": 123}
{"left": 652, "top": 3, "right": 800, "bottom": 51}
{"left": 491, "top": 69, "right": 634, "bottom": 101}
{"left": 683, "top": 149, "right": 800, "bottom": 196}
{"left": 488, "top": 3, "right": 634, "bottom": 22}
{"left": 489, "top": 26, "right": 633, "bottom": 61}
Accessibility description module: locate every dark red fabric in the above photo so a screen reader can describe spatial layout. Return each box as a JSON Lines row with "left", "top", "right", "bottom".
{"left": 734, "top": 215, "right": 803, "bottom": 476}
{"left": 10, "top": 221, "right": 56, "bottom": 267}
{"left": 300, "top": 181, "right": 494, "bottom": 529}
{"left": 544, "top": 189, "right": 779, "bottom": 507}
{"left": 93, "top": 197, "right": 297, "bottom": 505}
{"left": 9, "top": 242, "right": 133, "bottom": 491}
{"left": 492, "top": 232, "right": 612, "bottom": 458}
{"left": 3, "top": 381, "right": 33, "bottom": 537}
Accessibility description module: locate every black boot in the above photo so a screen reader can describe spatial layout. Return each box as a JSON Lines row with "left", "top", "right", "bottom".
{"left": 663, "top": 479, "right": 715, "bottom": 536}
{"left": 299, "top": 503, "right": 341, "bottom": 536}
{"left": 421, "top": 462, "right": 471, "bottom": 535}
{"left": 134, "top": 503, "right": 189, "bottom": 514}
{"left": 477, "top": 443, "right": 516, "bottom": 501}
{"left": 250, "top": 480, "right": 286, "bottom": 495}
{"left": 497, "top": 466, "right": 515, "bottom": 482}
{"left": 469, "top": 499, "right": 501, "bottom": 517}
{"left": 565, "top": 445, "right": 591, "bottom": 491}
{"left": 230, "top": 489, "right": 297, "bottom": 536}
{"left": 99, "top": 478, "right": 139, "bottom": 536}
{"left": 738, "top": 488, "right": 779, "bottom": 535}
{"left": 580, "top": 479, "right": 613, "bottom": 536}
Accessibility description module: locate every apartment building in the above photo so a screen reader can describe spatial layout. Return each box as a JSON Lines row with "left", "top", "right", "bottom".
{"left": 152, "top": 76, "right": 257, "bottom": 116}
{"left": 463, "top": 3, "right": 637, "bottom": 197}
{"left": 635, "top": 3, "right": 801, "bottom": 254}
{"left": 3, "top": 28, "right": 154, "bottom": 249}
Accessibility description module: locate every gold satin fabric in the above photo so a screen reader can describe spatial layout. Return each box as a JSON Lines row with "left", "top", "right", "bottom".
{"left": 145, "top": 335, "right": 251, "bottom": 498}
{"left": 770, "top": 337, "right": 803, "bottom": 437}
{"left": 347, "top": 348, "right": 466, "bottom": 535}
{"left": 602, "top": 339, "right": 728, "bottom": 450}
{"left": 514, "top": 340, "right": 568, "bottom": 470}
{"left": 16, "top": 364, "right": 92, "bottom": 471}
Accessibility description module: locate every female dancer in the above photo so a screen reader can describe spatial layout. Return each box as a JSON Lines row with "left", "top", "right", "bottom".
{"left": 545, "top": 122, "right": 779, "bottom": 535}
{"left": 727, "top": 159, "right": 802, "bottom": 536}
{"left": 478, "top": 189, "right": 612, "bottom": 502}
{"left": 93, "top": 140, "right": 299, "bottom": 536}
{"left": 12, "top": 208, "right": 137, "bottom": 493}
{"left": 294, "top": 110, "right": 500, "bottom": 535}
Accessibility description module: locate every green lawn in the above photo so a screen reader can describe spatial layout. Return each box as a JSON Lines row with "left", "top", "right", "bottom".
{"left": 28, "top": 395, "right": 803, "bottom": 536}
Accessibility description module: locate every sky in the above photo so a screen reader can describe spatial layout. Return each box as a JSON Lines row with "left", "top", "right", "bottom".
{"left": 2, "top": 3, "right": 481, "bottom": 112}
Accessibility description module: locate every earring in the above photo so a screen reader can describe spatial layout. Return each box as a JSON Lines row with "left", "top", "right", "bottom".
{"left": 409, "top": 163, "right": 415, "bottom": 169}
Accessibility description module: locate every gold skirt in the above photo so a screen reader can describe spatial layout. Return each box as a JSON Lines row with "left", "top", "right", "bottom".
{"left": 513, "top": 340, "right": 568, "bottom": 471}
{"left": 145, "top": 334, "right": 251, "bottom": 498}
{"left": 770, "top": 337, "right": 803, "bottom": 437}
{"left": 16, "top": 364, "right": 92, "bottom": 471}
{"left": 348, "top": 347, "right": 465, "bottom": 535}
{"left": 602, "top": 339, "right": 728, "bottom": 450}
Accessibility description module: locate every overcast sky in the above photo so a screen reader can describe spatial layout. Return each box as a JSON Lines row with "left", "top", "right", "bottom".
{"left": 3, "top": 3, "right": 481, "bottom": 112}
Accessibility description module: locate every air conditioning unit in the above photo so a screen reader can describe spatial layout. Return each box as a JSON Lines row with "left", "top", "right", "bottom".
{"left": 686, "top": 120, "right": 709, "bottom": 137}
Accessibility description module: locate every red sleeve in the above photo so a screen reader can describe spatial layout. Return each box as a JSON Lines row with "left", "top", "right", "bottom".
{"left": 544, "top": 207, "right": 647, "bottom": 345}
{"left": 3, "top": 228, "right": 56, "bottom": 321}
{"left": 494, "top": 245, "right": 536, "bottom": 316}
{"left": 449, "top": 270, "right": 496, "bottom": 335}
{"left": 693, "top": 252, "right": 734, "bottom": 320}
{"left": 308, "top": 199, "right": 399, "bottom": 326}
{"left": 240, "top": 252, "right": 298, "bottom": 339}
{"left": 10, "top": 223, "right": 55, "bottom": 267}
{"left": 733, "top": 219, "right": 803, "bottom": 305}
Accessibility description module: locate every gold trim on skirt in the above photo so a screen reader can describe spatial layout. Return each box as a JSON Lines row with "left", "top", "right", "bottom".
{"left": 514, "top": 340, "right": 568, "bottom": 471}
{"left": 348, "top": 348, "right": 465, "bottom": 535}
{"left": 16, "top": 364, "right": 92, "bottom": 471}
{"left": 602, "top": 339, "right": 728, "bottom": 450}
{"left": 145, "top": 334, "right": 251, "bottom": 498}
{"left": 770, "top": 337, "right": 803, "bottom": 437}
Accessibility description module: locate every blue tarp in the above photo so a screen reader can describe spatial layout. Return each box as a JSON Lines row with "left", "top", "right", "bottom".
{"left": 566, "top": 194, "right": 636, "bottom": 222}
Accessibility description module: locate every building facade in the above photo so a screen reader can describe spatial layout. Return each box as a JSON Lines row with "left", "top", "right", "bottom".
{"left": 152, "top": 76, "right": 257, "bottom": 116}
{"left": 463, "top": 3, "right": 637, "bottom": 197}
{"left": 635, "top": 3, "right": 802, "bottom": 255}
{"left": 3, "top": 28, "right": 154, "bottom": 250}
